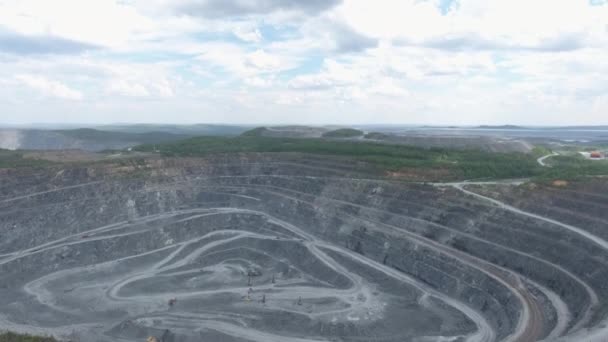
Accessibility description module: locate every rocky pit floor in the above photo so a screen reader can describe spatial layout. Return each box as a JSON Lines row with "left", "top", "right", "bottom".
{"left": 1, "top": 154, "right": 608, "bottom": 342}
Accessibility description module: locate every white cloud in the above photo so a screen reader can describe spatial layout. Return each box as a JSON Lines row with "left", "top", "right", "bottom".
{"left": 244, "top": 76, "right": 273, "bottom": 87}
{"left": 196, "top": 43, "right": 298, "bottom": 78}
{"left": 592, "top": 95, "right": 608, "bottom": 116}
{"left": 337, "top": 0, "right": 608, "bottom": 51}
{"left": 99, "top": 60, "right": 178, "bottom": 98}
{"left": 15, "top": 74, "right": 83, "bottom": 100}
{"left": 367, "top": 77, "right": 409, "bottom": 98}
{"left": 106, "top": 80, "right": 150, "bottom": 97}
{"left": 0, "top": 0, "right": 607, "bottom": 125}
{"left": 289, "top": 58, "right": 366, "bottom": 90}
{"left": 245, "top": 49, "right": 284, "bottom": 70}
{"left": 339, "top": 0, "right": 448, "bottom": 41}
{"left": 233, "top": 26, "right": 263, "bottom": 43}
{"left": 0, "top": 0, "right": 156, "bottom": 48}
{"left": 275, "top": 93, "right": 303, "bottom": 105}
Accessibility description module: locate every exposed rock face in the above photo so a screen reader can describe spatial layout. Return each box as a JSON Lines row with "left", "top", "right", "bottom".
{"left": 0, "top": 154, "right": 607, "bottom": 341}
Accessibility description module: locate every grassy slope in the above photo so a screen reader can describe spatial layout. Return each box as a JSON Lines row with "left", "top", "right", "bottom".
{"left": 539, "top": 154, "right": 608, "bottom": 179}
{"left": 0, "top": 149, "right": 53, "bottom": 169}
{"left": 134, "top": 136, "right": 543, "bottom": 180}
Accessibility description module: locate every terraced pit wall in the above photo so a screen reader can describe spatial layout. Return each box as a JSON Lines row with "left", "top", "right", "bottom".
{"left": 0, "top": 154, "right": 607, "bottom": 342}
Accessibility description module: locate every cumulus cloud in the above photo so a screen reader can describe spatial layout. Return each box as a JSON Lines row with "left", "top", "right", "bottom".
{"left": 0, "top": 0, "right": 607, "bottom": 125}
{"left": 301, "top": 17, "right": 378, "bottom": 53}
{"left": 0, "top": 0, "right": 156, "bottom": 48}
{"left": 232, "top": 26, "right": 263, "bottom": 43}
{"left": 331, "top": 25, "right": 378, "bottom": 53}
{"left": 0, "top": 29, "right": 97, "bottom": 55}
{"left": 173, "top": 0, "right": 342, "bottom": 18}
{"left": 106, "top": 80, "right": 151, "bottom": 97}
{"left": 339, "top": 0, "right": 608, "bottom": 52}
{"left": 245, "top": 49, "right": 285, "bottom": 70}
{"left": 15, "top": 74, "right": 83, "bottom": 100}
{"left": 196, "top": 43, "right": 298, "bottom": 78}
{"left": 102, "top": 62, "right": 177, "bottom": 98}
{"left": 419, "top": 32, "right": 586, "bottom": 52}
{"left": 244, "top": 76, "right": 273, "bottom": 87}
{"left": 289, "top": 59, "right": 363, "bottom": 90}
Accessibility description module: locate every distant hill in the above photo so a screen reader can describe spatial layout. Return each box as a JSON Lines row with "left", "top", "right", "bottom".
{"left": 545, "top": 126, "right": 608, "bottom": 130}
{"left": 476, "top": 125, "right": 608, "bottom": 131}
{"left": 241, "top": 126, "right": 328, "bottom": 138}
{"left": 364, "top": 132, "right": 391, "bottom": 140}
{"left": 94, "top": 124, "right": 250, "bottom": 136}
{"left": 476, "top": 125, "right": 525, "bottom": 129}
{"left": 0, "top": 128, "right": 193, "bottom": 151}
{"left": 55, "top": 128, "right": 190, "bottom": 145}
{"left": 241, "top": 127, "right": 268, "bottom": 137}
{"left": 322, "top": 128, "right": 364, "bottom": 138}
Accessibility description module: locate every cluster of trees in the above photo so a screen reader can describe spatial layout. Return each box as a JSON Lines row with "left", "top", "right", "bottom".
{"left": 321, "top": 128, "right": 364, "bottom": 138}
{"left": 0, "top": 150, "right": 52, "bottom": 169}
{"left": 134, "top": 135, "right": 545, "bottom": 181}
{"left": 0, "top": 332, "right": 57, "bottom": 342}
{"left": 538, "top": 154, "right": 608, "bottom": 180}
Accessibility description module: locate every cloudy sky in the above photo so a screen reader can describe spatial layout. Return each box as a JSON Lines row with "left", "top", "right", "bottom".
{"left": 1, "top": 0, "right": 607, "bottom": 125}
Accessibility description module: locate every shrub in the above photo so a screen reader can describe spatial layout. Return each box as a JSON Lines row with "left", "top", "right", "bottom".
{"left": 0, "top": 332, "right": 58, "bottom": 342}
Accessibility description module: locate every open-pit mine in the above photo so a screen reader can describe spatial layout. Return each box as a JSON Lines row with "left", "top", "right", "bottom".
{"left": 1, "top": 154, "right": 608, "bottom": 342}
